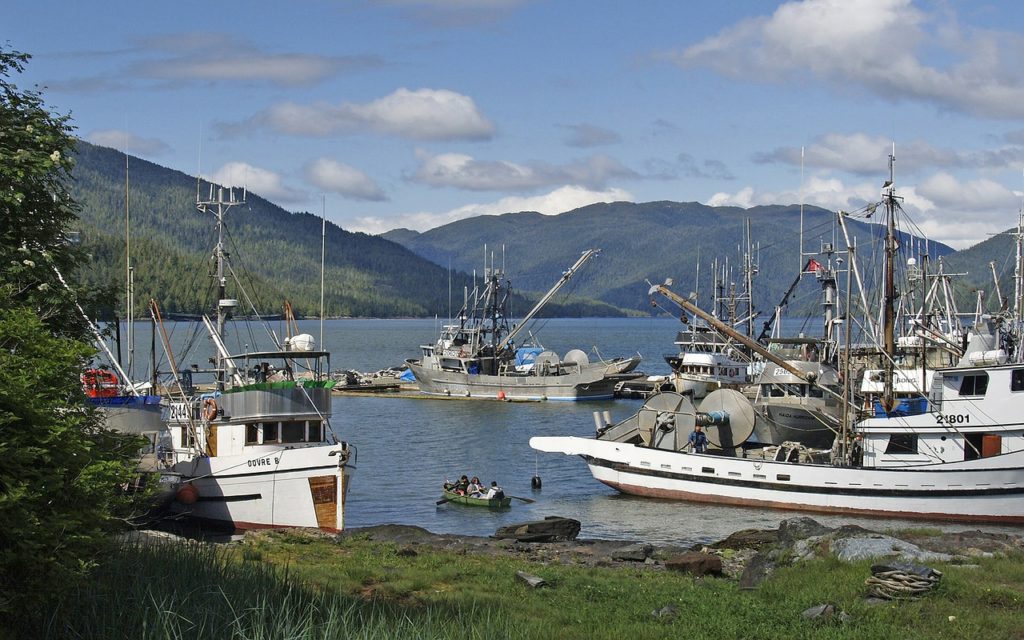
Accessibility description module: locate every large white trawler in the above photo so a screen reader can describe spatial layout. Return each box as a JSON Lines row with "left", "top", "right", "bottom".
{"left": 531, "top": 156, "right": 1024, "bottom": 524}
{"left": 158, "top": 186, "right": 354, "bottom": 531}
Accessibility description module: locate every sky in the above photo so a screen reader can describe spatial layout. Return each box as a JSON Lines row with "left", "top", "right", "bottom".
{"left": 8, "top": 0, "right": 1024, "bottom": 249}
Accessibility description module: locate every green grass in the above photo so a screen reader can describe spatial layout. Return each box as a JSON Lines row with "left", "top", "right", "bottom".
{"left": 16, "top": 531, "right": 1024, "bottom": 640}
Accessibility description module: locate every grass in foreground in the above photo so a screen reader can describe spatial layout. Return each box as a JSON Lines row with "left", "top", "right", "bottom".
{"left": 17, "top": 530, "right": 1024, "bottom": 640}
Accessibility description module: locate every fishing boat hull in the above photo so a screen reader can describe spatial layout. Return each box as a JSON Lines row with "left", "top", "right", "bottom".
{"left": 93, "top": 395, "right": 165, "bottom": 434}
{"left": 752, "top": 403, "right": 839, "bottom": 449}
{"left": 530, "top": 436, "right": 1024, "bottom": 524}
{"left": 169, "top": 444, "right": 353, "bottom": 531}
{"left": 406, "top": 360, "right": 617, "bottom": 401}
{"left": 442, "top": 489, "right": 512, "bottom": 508}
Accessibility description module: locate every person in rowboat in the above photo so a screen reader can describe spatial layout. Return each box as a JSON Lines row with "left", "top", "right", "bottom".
{"left": 467, "top": 476, "right": 483, "bottom": 497}
{"left": 483, "top": 481, "right": 504, "bottom": 500}
{"left": 445, "top": 475, "right": 470, "bottom": 495}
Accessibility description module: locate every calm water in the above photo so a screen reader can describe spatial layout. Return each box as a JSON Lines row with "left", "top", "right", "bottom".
{"left": 121, "top": 317, "right": 1021, "bottom": 545}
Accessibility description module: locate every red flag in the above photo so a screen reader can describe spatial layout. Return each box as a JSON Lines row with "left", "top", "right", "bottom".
{"left": 805, "top": 258, "right": 822, "bottom": 272}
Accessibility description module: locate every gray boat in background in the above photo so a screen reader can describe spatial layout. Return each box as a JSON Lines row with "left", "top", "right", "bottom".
{"left": 406, "top": 249, "right": 640, "bottom": 401}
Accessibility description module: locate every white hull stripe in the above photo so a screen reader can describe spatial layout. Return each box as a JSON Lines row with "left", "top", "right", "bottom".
{"left": 587, "top": 457, "right": 1024, "bottom": 498}
{"left": 189, "top": 464, "right": 339, "bottom": 481}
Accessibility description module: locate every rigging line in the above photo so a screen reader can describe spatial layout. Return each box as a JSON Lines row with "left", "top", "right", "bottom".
{"left": 222, "top": 223, "right": 279, "bottom": 347}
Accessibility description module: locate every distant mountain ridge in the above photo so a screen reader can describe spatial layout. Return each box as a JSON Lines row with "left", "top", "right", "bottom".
{"left": 72, "top": 140, "right": 1019, "bottom": 322}
{"left": 68, "top": 142, "right": 623, "bottom": 319}
{"left": 382, "top": 201, "right": 964, "bottom": 316}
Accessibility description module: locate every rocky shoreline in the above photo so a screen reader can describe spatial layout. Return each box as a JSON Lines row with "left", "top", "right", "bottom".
{"left": 340, "top": 517, "right": 1024, "bottom": 587}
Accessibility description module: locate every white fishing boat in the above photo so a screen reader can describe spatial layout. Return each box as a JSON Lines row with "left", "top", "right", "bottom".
{"left": 531, "top": 154, "right": 1024, "bottom": 524}
{"left": 157, "top": 186, "right": 354, "bottom": 531}
{"left": 406, "top": 249, "right": 640, "bottom": 401}
{"left": 665, "top": 325, "right": 753, "bottom": 399}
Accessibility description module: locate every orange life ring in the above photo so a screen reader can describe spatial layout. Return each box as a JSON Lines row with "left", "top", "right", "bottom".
{"left": 202, "top": 398, "right": 218, "bottom": 422}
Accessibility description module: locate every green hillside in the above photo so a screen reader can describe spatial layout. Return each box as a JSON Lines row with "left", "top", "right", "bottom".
{"left": 72, "top": 140, "right": 1013, "bottom": 323}
{"left": 69, "top": 142, "right": 623, "bottom": 319}
{"left": 382, "top": 202, "right": 961, "bottom": 317}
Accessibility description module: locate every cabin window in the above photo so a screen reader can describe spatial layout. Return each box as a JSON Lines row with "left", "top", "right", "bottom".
{"left": 884, "top": 434, "right": 919, "bottom": 454}
{"left": 282, "top": 421, "right": 306, "bottom": 443}
{"left": 769, "top": 385, "right": 785, "bottom": 398}
{"left": 180, "top": 425, "right": 196, "bottom": 449}
{"left": 808, "top": 386, "right": 824, "bottom": 398}
{"left": 959, "top": 374, "right": 989, "bottom": 396}
{"left": 307, "top": 421, "right": 324, "bottom": 443}
{"left": 1012, "top": 369, "right": 1024, "bottom": 392}
{"left": 245, "top": 423, "right": 259, "bottom": 445}
{"left": 264, "top": 422, "right": 280, "bottom": 443}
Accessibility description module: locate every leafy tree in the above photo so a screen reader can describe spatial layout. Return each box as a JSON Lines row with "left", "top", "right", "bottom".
{"left": 0, "top": 47, "right": 142, "bottom": 619}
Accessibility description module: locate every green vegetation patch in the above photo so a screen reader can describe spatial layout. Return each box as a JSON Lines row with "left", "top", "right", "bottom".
{"left": 20, "top": 530, "right": 1024, "bottom": 640}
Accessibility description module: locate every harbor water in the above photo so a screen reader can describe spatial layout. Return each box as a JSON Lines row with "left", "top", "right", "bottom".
{"left": 123, "top": 316, "right": 1021, "bottom": 546}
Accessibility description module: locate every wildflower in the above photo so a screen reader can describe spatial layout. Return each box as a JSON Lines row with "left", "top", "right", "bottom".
{"left": 50, "top": 150, "right": 61, "bottom": 162}
{"left": 37, "top": 283, "right": 49, "bottom": 292}
{"left": 26, "top": 124, "right": 33, "bottom": 133}
{"left": 22, "top": 259, "right": 35, "bottom": 268}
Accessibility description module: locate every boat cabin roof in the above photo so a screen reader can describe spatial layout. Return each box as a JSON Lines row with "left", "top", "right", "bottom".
{"left": 226, "top": 350, "right": 330, "bottom": 360}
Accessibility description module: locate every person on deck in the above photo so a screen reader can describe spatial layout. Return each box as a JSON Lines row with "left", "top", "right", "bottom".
{"left": 688, "top": 425, "right": 708, "bottom": 453}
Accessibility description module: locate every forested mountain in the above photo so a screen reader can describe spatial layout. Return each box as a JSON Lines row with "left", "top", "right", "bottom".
{"left": 939, "top": 225, "right": 1023, "bottom": 311}
{"left": 69, "top": 142, "right": 622, "bottom": 319}
{"left": 74, "top": 140, "right": 1017, "bottom": 322}
{"left": 382, "top": 202, "right": 962, "bottom": 317}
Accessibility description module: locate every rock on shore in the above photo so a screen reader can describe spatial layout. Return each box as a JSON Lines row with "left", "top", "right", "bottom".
{"left": 339, "top": 517, "right": 1024, "bottom": 584}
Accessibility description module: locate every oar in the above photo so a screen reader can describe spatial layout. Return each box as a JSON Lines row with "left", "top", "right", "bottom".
{"left": 507, "top": 495, "right": 535, "bottom": 504}
{"left": 435, "top": 496, "right": 452, "bottom": 505}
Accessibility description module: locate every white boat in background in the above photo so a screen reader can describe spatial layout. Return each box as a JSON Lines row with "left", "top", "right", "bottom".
{"left": 157, "top": 185, "right": 354, "bottom": 531}
{"left": 665, "top": 325, "right": 753, "bottom": 399}
{"left": 532, "top": 155, "right": 1024, "bottom": 524}
{"left": 406, "top": 249, "right": 640, "bottom": 401}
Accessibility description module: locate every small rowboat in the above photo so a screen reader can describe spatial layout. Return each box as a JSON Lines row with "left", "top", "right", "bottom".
{"left": 440, "top": 488, "right": 511, "bottom": 509}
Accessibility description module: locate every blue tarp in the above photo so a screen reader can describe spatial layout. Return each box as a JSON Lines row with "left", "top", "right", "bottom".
{"left": 399, "top": 368, "right": 416, "bottom": 382}
{"left": 515, "top": 347, "right": 544, "bottom": 367}
{"left": 873, "top": 397, "right": 928, "bottom": 417}
{"left": 88, "top": 395, "right": 161, "bottom": 407}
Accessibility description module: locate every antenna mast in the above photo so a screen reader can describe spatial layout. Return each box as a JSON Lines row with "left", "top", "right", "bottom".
{"left": 196, "top": 183, "right": 244, "bottom": 389}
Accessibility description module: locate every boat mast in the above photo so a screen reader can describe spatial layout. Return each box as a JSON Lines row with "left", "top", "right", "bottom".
{"left": 197, "top": 183, "right": 244, "bottom": 389}
{"left": 881, "top": 148, "right": 899, "bottom": 411}
{"left": 1015, "top": 209, "right": 1024, "bottom": 361}
{"left": 124, "top": 149, "right": 135, "bottom": 380}
{"left": 744, "top": 218, "right": 757, "bottom": 338}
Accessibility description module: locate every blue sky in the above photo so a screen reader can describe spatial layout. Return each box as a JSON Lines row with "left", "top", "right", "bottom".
{"left": 8, "top": 0, "right": 1024, "bottom": 248}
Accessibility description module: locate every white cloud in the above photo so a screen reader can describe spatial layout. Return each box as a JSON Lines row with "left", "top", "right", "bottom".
{"left": 706, "top": 171, "right": 1021, "bottom": 249}
{"left": 411, "top": 150, "right": 638, "bottom": 191}
{"left": 130, "top": 34, "right": 381, "bottom": 87}
{"left": 666, "top": 0, "right": 1024, "bottom": 119}
{"left": 85, "top": 129, "right": 170, "bottom": 156}
{"left": 755, "top": 133, "right": 1024, "bottom": 174}
{"left": 349, "top": 185, "right": 633, "bottom": 234}
{"left": 917, "top": 172, "right": 1017, "bottom": 213}
{"left": 708, "top": 174, "right": 867, "bottom": 212}
{"left": 232, "top": 88, "right": 495, "bottom": 141}
{"left": 208, "top": 161, "right": 306, "bottom": 204}
{"left": 306, "top": 158, "right": 387, "bottom": 202}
